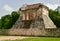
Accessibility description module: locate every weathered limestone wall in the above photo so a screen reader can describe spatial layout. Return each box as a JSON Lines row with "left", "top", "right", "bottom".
{"left": 42, "top": 14, "right": 57, "bottom": 29}
{"left": 4, "top": 3, "right": 57, "bottom": 36}
{"left": 42, "top": 7, "right": 56, "bottom": 29}
{"left": 0, "top": 28, "right": 60, "bottom": 36}
{"left": 20, "top": 9, "right": 37, "bottom": 20}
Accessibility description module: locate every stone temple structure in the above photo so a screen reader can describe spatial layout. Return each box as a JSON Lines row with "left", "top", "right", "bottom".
{"left": 11, "top": 3, "right": 57, "bottom": 36}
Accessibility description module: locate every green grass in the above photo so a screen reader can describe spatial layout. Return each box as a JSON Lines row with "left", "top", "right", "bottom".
{"left": 5, "top": 37, "right": 60, "bottom": 41}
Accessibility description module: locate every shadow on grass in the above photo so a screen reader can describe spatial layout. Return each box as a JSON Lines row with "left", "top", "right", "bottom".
{"left": 0, "top": 34, "right": 60, "bottom": 38}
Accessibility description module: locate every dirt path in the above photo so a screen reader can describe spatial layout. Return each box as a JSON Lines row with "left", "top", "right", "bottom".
{"left": 0, "top": 36, "right": 28, "bottom": 41}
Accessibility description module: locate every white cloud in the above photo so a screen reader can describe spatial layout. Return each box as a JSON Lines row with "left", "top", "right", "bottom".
{"left": 3, "top": 5, "right": 13, "bottom": 12}
{"left": 44, "top": 3, "right": 60, "bottom": 10}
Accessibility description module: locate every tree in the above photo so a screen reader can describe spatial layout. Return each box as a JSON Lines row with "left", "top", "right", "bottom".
{"left": 55, "top": 6, "right": 60, "bottom": 14}
{"left": 0, "top": 11, "right": 19, "bottom": 29}
{"left": 0, "top": 19, "right": 2, "bottom": 29}
{"left": 49, "top": 9, "right": 60, "bottom": 28}
{"left": 1, "top": 15, "right": 12, "bottom": 29}
{"left": 11, "top": 11, "right": 19, "bottom": 25}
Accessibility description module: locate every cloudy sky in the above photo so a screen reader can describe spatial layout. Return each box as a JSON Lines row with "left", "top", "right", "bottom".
{"left": 0, "top": 0, "right": 60, "bottom": 18}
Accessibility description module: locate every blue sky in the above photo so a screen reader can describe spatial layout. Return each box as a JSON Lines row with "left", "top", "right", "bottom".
{"left": 0, "top": 0, "right": 60, "bottom": 18}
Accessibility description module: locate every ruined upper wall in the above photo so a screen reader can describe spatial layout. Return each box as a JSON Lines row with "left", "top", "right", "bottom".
{"left": 19, "top": 3, "right": 49, "bottom": 20}
{"left": 19, "top": 3, "right": 49, "bottom": 11}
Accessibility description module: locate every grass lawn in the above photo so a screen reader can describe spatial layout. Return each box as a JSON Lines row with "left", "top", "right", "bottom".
{"left": 5, "top": 37, "right": 60, "bottom": 41}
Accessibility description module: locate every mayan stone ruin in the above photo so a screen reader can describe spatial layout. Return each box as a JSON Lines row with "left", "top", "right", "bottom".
{"left": 1, "top": 3, "right": 59, "bottom": 36}
{"left": 6, "top": 3, "right": 56, "bottom": 36}
{"left": 12, "top": 3, "right": 56, "bottom": 29}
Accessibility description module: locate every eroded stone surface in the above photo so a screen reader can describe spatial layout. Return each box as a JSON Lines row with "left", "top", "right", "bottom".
{"left": 4, "top": 3, "right": 57, "bottom": 36}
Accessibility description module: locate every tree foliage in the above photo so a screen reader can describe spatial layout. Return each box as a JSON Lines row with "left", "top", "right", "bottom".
{"left": 0, "top": 19, "right": 2, "bottom": 29}
{"left": 1, "top": 15, "right": 12, "bottom": 29}
{"left": 0, "top": 11, "right": 19, "bottom": 29}
{"left": 11, "top": 11, "right": 19, "bottom": 25}
{"left": 49, "top": 9, "right": 60, "bottom": 28}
